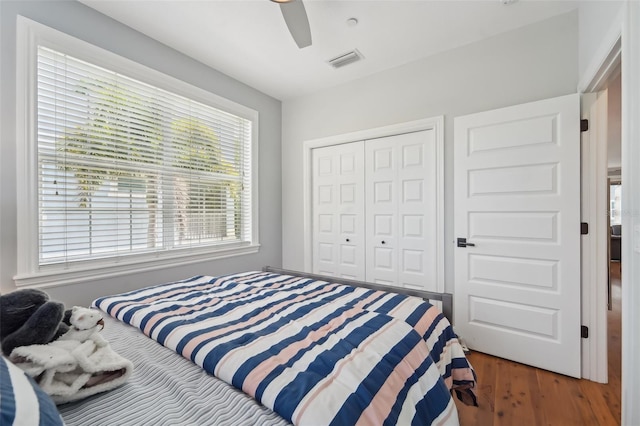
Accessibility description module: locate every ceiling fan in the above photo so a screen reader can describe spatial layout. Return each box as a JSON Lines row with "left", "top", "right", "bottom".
{"left": 271, "top": 0, "right": 312, "bottom": 49}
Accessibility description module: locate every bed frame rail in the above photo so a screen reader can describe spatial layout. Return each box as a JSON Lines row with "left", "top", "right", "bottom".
{"left": 262, "top": 266, "right": 453, "bottom": 322}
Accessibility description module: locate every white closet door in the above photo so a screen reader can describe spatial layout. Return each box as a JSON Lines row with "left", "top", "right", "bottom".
{"left": 312, "top": 142, "right": 365, "bottom": 280}
{"left": 364, "top": 139, "right": 396, "bottom": 285}
{"left": 365, "top": 130, "right": 438, "bottom": 290}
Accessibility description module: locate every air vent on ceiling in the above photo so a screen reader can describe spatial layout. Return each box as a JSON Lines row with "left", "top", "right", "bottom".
{"left": 327, "top": 49, "right": 363, "bottom": 69}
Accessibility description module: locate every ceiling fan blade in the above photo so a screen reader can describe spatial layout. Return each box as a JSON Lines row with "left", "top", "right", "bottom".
{"left": 280, "top": 0, "right": 312, "bottom": 49}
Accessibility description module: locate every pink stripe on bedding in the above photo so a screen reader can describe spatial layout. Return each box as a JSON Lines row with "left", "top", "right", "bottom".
{"left": 110, "top": 277, "right": 226, "bottom": 318}
{"left": 141, "top": 284, "right": 273, "bottom": 336}
{"left": 180, "top": 283, "right": 341, "bottom": 360}
{"left": 292, "top": 319, "right": 398, "bottom": 425}
{"left": 241, "top": 291, "right": 382, "bottom": 396}
{"left": 413, "top": 305, "right": 442, "bottom": 337}
{"left": 355, "top": 341, "right": 431, "bottom": 426}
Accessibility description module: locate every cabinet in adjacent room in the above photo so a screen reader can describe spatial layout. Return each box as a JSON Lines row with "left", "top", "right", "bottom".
{"left": 311, "top": 129, "right": 440, "bottom": 292}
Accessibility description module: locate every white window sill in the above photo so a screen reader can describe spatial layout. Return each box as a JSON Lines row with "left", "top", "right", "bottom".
{"left": 14, "top": 244, "right": 260, "bottom": 289}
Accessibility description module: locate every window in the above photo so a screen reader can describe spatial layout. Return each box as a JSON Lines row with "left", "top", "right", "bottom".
{"left": 16, "top": 18, "right": 258, "bottom": 286}
{"left": 610, "top": 183, "right": 622, "bottom": 226}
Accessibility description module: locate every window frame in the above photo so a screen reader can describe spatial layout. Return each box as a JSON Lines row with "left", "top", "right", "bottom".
{"left": 15, "top": 17, "right": 260, "bottom": 288}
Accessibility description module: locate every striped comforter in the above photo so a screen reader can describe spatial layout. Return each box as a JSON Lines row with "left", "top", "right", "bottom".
{"left": 94, "top": 271, "right": 476, "bottom": 425}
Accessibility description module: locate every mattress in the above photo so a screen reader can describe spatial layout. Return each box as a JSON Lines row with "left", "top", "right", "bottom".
{"left": 58, "top": 315, "right": 290, "bottom": 426}
{"left": 88, "top": 271, "right": 475, "bottom": 425}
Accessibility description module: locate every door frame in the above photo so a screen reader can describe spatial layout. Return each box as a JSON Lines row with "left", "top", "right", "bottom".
{"left": 301, "top": 116, "right": 445, "bottom": 292}
{"left": 578, "top": 2, "right": 640, "bottom": 422}
{"left": 621, "top": 4, "right": 640, "bottom": 423}
{"left": 577, "top": 8, "right": 622, "bottom": 384}
{"left": 580, "top": 90, "right": 611, "bottom": 383}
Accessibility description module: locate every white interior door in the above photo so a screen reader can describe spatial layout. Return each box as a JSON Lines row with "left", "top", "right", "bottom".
{"left": 365, "top": 130, "right": 438, "bottom": 291}
{"left": 312, "top": 142, "right": 365, "bottom": 280}
{"left": 454, "top": 94, "right": 581, "bottom": 377}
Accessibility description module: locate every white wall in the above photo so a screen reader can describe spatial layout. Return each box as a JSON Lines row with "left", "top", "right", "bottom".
{"left": 0, "top": 0, "right": 282, "bottom": 306}
{"left": 620, "top": 3, "right": 640, "bottom": 423}
{"left": 608, "top": 72, "right": 622, "bottom": 170}
{"left": 281, "top": 12, "right": 578, "bottom": 293}
{"left": 578, "top": 0, "right": 625, "bottom": 88}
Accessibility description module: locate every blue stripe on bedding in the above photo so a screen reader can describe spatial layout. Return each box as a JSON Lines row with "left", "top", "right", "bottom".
{"left": 411, "top": 367, "right": 453, "bottom": 426}
{"left": 96, "top": 275, "right": 206, "bottom": 316}
{"left": 200, "top": 306, "right": 316, "bottom": 374}
{"left": 405, "top": 301, "right": 432, "bottom": 327}
{"left": 0, "top": 357, "right": 64, "bottom": 426}
{"left": 0, "top": 358, "right": 17, "bottom": 425}
{"left": 273, "top": 313, "right": 395, "bottom": 422}
{"left": 251, "top": 311, "right": 371, "bottom": 401}
{"left": 331, "top": 329, "right": 426, "bottom": 426}
{"left": 232, "top": 303, "right": 365, "bottom": 391}
{"left": 262, "top": 273, "right": 475, "bottom": 408}
{"left": 179, "top": 283, "right": 356, "bottom": 362}
{"left": 373, "top": 292, "right": 407, "bottom": 314}
{"left": 397, "top": 358, "right": 448, "bottom": 426}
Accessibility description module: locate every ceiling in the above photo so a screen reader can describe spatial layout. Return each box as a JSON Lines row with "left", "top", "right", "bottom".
{"left": 79, "top": 0, "right": 580, "bottom": 101}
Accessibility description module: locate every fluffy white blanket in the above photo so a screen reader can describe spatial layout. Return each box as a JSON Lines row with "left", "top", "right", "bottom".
{"left": 10, "top": 338, "right": 133, "bottom": 404}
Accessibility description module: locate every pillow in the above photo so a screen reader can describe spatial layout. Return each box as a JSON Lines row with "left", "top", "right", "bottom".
{"left": 0, "top": 356, "right": 63, "bottom": 426}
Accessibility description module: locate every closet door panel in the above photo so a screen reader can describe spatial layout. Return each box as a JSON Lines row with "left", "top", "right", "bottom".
{"left": 365, "top": 130, "right": 437, "bottom": 291}
{"left": 365, "top": 140, "right": 397, "bottom": 285}
{"left": 312, "top": 142, "right": 365, "bottom": 280}
{"left": 397, "top": 130, "right": 437, "bottom": 291}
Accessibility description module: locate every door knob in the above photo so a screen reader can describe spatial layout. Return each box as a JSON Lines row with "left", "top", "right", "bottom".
{"left": 346, "top": 238, "right": 350, "bottom": 242}
{"left": 381, "top": 240, "right": 386, "bottom": 244}
{"left": 457, "top": 237, "right": 475, "bottom": 248}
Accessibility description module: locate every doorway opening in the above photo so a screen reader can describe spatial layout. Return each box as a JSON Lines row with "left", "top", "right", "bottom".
{"left": 605, "top": 66, "right": 622, "bottom": 402}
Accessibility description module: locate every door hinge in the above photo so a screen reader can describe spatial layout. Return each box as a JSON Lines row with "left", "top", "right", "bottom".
{"left": 581, "top": 222, "right": 589, "bottom": 235}
{"left": 580, "top": 119, "right": 589, "bottom": 132}
{"left": 581, "top": 325, "right": 589, "bottom": 338}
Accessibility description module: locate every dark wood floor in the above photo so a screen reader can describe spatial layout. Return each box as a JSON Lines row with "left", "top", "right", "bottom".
{"left": 454, "top": 262, "right": 622, "bottom": 425}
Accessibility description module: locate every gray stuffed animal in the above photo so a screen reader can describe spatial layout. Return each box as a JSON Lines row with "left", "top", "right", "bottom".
{"left": 0, "top": 289, "right": 70, "bottom": 356}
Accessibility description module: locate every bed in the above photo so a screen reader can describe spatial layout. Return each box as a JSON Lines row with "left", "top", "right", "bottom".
{"left": 57, "top": 267, "right": 477, "bottom": 425}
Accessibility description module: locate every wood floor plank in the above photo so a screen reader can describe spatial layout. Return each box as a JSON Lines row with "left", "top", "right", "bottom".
{"left": 535, "top": 368, "right": 599, "bottom": 426}
{"left": 493, "top": 359, "right": 544, "bottom": 426}
{"left": 455, "top": 352, "right": 496, "bottom": 425}
{"left": 579, "top": 378, "right": 620, "bottom": 425}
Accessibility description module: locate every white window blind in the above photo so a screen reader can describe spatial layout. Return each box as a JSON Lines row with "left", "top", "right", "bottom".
{"left": 36, "top": 46, "right": 253, "bottom": 266}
